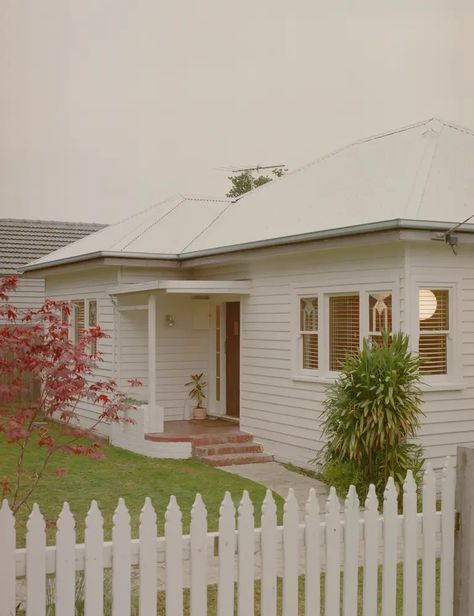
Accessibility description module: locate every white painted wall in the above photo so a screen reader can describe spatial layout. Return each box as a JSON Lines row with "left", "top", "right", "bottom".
{"left": 44, "top": 268, "right": 118, "bottom": 435}
{"left": 0, "top": 275, "right": 45, "bottom": 324}
{"left": 117, "top": 293, "right": 210, "bottom": 421}
{"left": 198, "top": 239, "right": 474, "bottom": 469}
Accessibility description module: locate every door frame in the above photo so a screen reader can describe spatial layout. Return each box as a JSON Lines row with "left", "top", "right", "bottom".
{"left": 208, "top": 297, "right": 241, "bottom": 418}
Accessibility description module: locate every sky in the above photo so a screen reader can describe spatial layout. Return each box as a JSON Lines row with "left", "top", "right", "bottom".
{"left": 1, "top": 1, "right": 473, "bottom": 224}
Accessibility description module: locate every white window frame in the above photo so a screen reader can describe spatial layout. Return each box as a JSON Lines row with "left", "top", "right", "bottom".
{"left": 298, "top": 297, "right": 320, "bottom": 375}
{"left": 293, "top": 283, "right": 398, "bottom": 382}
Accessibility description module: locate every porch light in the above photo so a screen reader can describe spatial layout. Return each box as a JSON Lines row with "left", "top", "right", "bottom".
{"left": 419, "top": 289, "right": 437, "bottom": 321}
{"left": 165, "top": 314, "right": 176, "bottom": 327}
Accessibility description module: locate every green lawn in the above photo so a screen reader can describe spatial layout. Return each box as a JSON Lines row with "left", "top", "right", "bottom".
{"left": 0, "top": 424, "right": 282, "bottom": 546}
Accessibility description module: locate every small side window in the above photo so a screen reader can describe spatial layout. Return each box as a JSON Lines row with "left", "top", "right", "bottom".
{"left": 369, "top": 292, "right": 392, "bottom": 344}
{"left": 300, "top": 297, "right": 318, "bottom": 370}
{"left": 88, "top": 300, "right": 98, "bottom": 355}
{"left": 72, "top": 300, "right": 85, "bottom": 344}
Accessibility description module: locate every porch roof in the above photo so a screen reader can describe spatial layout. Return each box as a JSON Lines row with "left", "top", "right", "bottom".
{"left": 108, "top": 279, "right": 252, "bottom": 296}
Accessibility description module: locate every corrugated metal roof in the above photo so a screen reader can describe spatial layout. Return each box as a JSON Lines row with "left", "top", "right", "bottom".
{"left": 24, "top": 196, "right": 230, "bottom": 269}
{"left": 0, "top": 219, "right": 106, "bottom": 273}
{"left": 23, "top": 118, "right": 474, "bottom": 271}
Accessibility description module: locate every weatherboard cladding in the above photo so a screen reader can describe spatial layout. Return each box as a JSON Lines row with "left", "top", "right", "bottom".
{"left": 0, "top": 219, "right": 106, "bottom": 274}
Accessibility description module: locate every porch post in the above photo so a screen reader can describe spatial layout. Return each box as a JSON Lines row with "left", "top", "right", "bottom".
{"left": 147, "top": 293, "right": 163, "bottom": 432}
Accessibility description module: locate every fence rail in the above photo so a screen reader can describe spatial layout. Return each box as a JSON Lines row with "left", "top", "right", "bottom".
{"left": 0, "top": 459, "right": 455, "bottom": 616}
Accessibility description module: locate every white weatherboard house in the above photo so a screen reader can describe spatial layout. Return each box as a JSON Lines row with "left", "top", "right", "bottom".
{"left": 22, "top": 119, "right": 474, "bottom": 469}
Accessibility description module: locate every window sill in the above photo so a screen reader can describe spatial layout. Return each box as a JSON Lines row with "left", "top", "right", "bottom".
{"left": 420, "top": 381, "right": 465, "bottom": 392}
{"left": 291, "top": 374, "right": 337, "bottom": 385}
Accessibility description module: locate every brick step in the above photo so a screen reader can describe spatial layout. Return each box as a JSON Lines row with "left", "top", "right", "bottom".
{"left": 190, "top": 432, "right": 253, "bottom": 447}
{"left": 199, "top": 452, "right": 274, "bottom": 467}
{"left": 193, "top": 442, "right": 263, "bottom": 457}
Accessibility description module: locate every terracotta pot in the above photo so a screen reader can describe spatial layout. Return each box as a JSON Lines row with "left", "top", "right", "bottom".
{"left": 193, "top": 407, "right": 207, "bottom": 420}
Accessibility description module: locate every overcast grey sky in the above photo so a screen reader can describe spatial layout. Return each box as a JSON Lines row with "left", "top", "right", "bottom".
{"left": 1, "top": 1, "right": 473, "bottom": 224}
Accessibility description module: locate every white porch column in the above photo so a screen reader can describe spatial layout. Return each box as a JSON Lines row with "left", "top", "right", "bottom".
{"left": 147, "top": 293, "right": 163, "bottom": 432}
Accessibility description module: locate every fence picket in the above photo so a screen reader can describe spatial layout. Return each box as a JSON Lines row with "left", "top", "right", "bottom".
{"left": 362, "top": 485, "right": 379, "bottom": 616}
{"left": 343, "top": 485, "right": 360, "bottom": 616}
{"left": 217, "top": 492, "right": 236, "bottom": 616}
{"left": 139, "top": 497, "right": 157, "bottom": 616}
{"left": 440, "top": 457, "right": 455, "bottom": 616}
{"left": 422, "top": 464, "right": 436, "bottom": 616}
{"left": 0, "top": 500, "right": 16, "bottom": 616}
{"left": 325, "top": 487, "right": 341, "bottom": 616}
{"left": 382, "top": 478, "right": 398, "bottom": 616}
{"left": 282, "top": 489, "right": 299, "bottom": 616}
{"left": 165, "top": 495, "right": 183, "bottom": 616}
{"left": 238, "top": 491, "right": 255, "bottom": 616}
{"left": 112, "top": 498, "right": 131, "bottom": 616}
{"left": 403, "top": 471, "right": 417, "bottom": 615}
{"left": 84, "top": 500, "right": 104, "bottom": 616}
{"left": 304, "top": 489, "right": 320, "bottom": 616}
{"left": 261, "top": 489, "right": 277, "bottom": 616}
{"left": 26, "top": 503, "right": 46, "bottom": 616}
{"left": 56, "top": 502, "right": 76, "bottom": 616}
{"left": 190, "top": 494, "right": 208, "bottom": 616}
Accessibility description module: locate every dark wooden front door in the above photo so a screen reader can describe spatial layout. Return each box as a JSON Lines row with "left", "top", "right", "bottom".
{"left": 225, "top": 302, "right": 240, "bottom": 417}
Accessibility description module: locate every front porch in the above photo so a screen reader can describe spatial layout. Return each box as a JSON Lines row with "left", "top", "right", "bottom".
{"left": 108, "top": 279, "right": 272, "bottom": 464}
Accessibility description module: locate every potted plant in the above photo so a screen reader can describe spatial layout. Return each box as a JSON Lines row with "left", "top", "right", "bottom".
{"left": 186, "top": 373, "right": 207, "bottom": 420}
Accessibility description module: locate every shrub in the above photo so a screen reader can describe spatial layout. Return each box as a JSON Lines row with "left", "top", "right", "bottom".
{"left": 316, "top": 331, "right": 425, "bottom": 502}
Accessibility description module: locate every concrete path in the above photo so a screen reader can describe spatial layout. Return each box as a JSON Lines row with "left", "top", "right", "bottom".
{"left": 221, "top": 461, "right": 330, "bottom": 518}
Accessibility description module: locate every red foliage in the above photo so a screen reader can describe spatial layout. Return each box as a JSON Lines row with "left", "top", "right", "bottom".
{"left": 0, "top": 276, "right": 143, "bottom": 514}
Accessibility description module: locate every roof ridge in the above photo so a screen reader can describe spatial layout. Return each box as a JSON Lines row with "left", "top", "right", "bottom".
{"left": 232, "top": 118, "right": 448, "bottom": 204}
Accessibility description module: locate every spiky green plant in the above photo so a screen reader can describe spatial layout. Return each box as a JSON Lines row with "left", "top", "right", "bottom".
{"left": 316, "top": 331, "right": 425, "bottom": 501}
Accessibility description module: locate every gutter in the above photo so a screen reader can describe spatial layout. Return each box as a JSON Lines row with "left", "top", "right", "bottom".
{"left": 21, "top": 218, "right": 474, "bottom": 272}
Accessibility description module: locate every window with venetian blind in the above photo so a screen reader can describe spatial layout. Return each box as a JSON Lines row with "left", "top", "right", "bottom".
{"left": 72, "top": 300, "right": 85, "bottom": 343}
{"left": 418, "top": 289, "right": 449, "bottom": 375}
{"left": 300, "top": 298, "right": 318, "bottom": 370}
{"left": 329, "top": 294, "right": 360, "bottom": 371}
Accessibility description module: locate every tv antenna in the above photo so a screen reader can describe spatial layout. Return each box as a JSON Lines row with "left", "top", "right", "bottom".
{"left": 218, "top": 163, "right": 287, "bottom": 190}
{"left": 432, "top": 210, "right": 474, "bottom": 255}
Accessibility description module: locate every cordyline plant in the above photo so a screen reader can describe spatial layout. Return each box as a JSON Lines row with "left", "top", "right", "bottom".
{"left": 0, "top": 276, "right": 142, "bottom": 515}
{"left": 316, "top": 331, "right": 425, "bottom": 502}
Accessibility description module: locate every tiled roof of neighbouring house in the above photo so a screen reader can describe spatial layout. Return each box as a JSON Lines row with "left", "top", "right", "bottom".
{"left": 23, "top": 118, "right": 474, "bottom": 270}
{"left": 0, "top": 218, "right": 107, "bottom": 274}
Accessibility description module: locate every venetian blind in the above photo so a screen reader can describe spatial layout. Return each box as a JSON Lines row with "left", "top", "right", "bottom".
{"left": 329, "top": 294, "right": 360, "bottom": 371}
{"left": 72, "top": 300, "right": 85, "bottom": 344}
{"left": 419, "top": 289, "right": 449, "bottom": 375}
{"left": 300, "top": 298, "right": 318, "bottom": 369}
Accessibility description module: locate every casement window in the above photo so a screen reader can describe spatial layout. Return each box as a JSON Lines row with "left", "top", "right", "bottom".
{"left": 69, "top": 300, "right": 98, "bottom": 351}
{"left": 299, "top": 298, "right": 319, "bottom": 370}
{"left": 418, "top": 289, "right": 449, "bottom": 375}
{"left": 296, "top": 289, "right": 393, "bottom": 376}
{"left": 368, "top": 292, "right": 392, "bottom": 345}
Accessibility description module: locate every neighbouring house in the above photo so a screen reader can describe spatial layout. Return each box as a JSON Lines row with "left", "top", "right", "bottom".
{"left": 20, "top": 118, "right": 474, "bottom": 468}
{"left": 0, "top": 218, "right": 106, "bottom": 319}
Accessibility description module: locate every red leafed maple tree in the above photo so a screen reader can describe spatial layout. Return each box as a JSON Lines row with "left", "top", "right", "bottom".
{"left": 0, "top": 276, "right": 142, "bottom": 514}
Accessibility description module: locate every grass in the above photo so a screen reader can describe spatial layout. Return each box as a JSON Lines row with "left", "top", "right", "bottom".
{"left": 0, "top": 423, "right": 283, "bottom": 546}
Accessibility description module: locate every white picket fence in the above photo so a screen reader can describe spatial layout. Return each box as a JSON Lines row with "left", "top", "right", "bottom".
{"left": 0, "top": 459, "right": 455, "bottom": 616}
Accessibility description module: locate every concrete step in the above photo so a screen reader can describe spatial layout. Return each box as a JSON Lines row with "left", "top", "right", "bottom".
{"left": 199, "top": 452, "right": 274, "bottom": 467}
{"left": 193, "top": 442, "right": 263, "bottom": 457}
